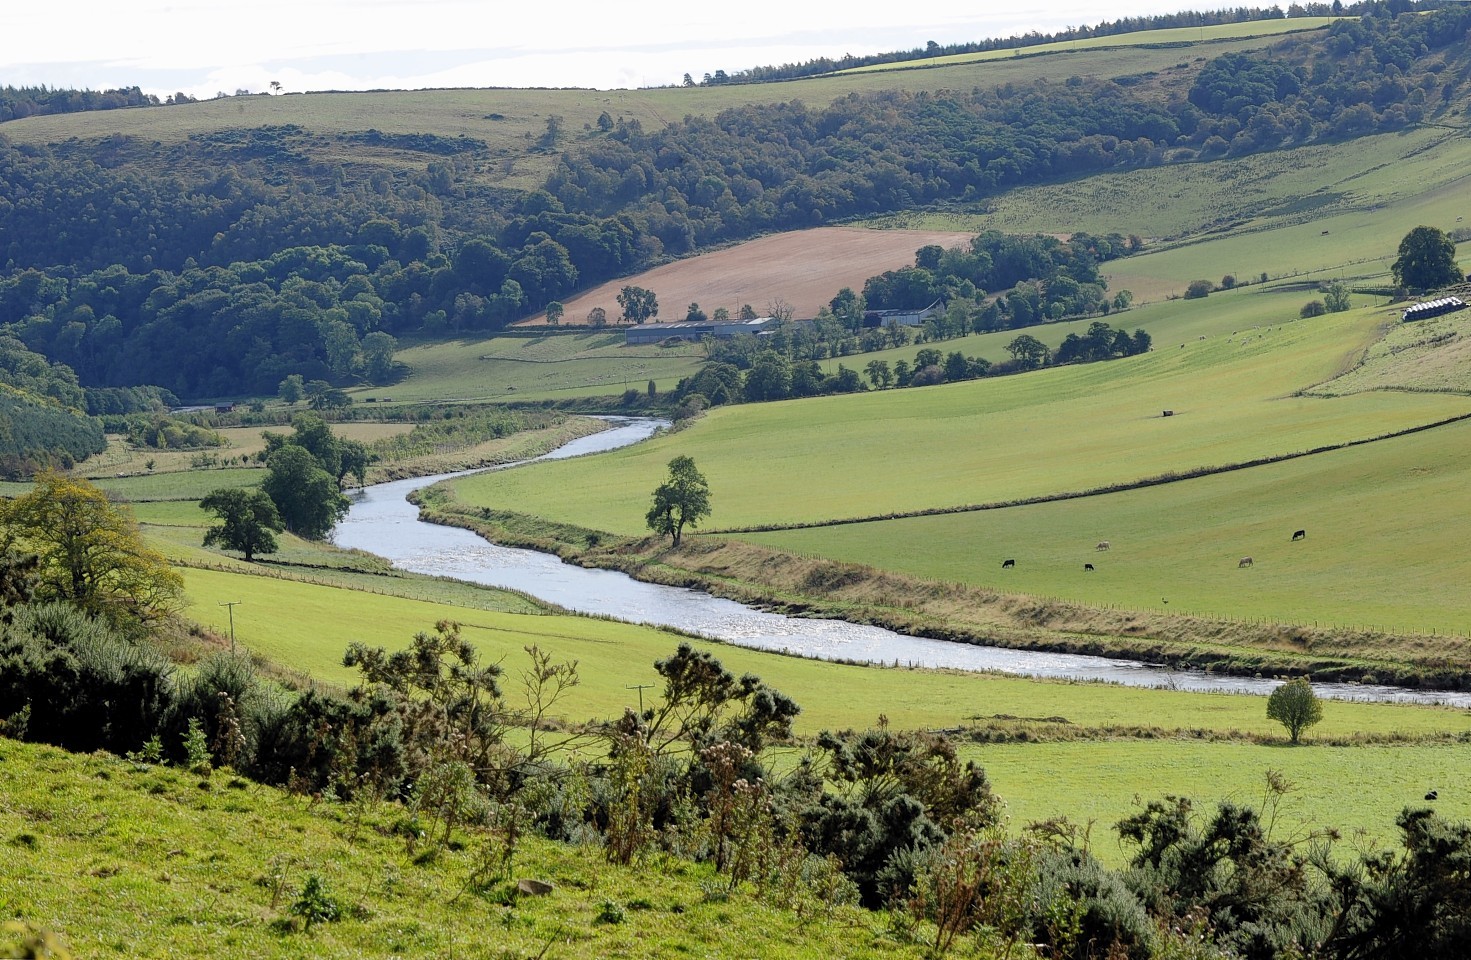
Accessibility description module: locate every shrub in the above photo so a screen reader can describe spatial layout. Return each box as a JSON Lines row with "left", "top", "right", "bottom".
{"left": 1184, "top": 280, "right": 1213, "bottom": 300}
{"left": 0, "top": 602, "right": 176, "bottom": 754}
{"left": 290, "top": 874, "right": 341, "bottom": 929}
{"left": 1300, "top": 300, "right": 1327, "bottom": 318}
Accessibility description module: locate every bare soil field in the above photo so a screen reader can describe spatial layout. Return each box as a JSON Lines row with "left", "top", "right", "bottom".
{"left": 519, "top": 226, "right": 974, "bottom": 326}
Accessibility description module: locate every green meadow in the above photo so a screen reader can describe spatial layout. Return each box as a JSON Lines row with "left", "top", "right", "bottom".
{"left": 441, "top": 301, "right": 1471, "bottom": 534}
{"left": 875, "top": 126, "right": 1471, "bottom": 302}
{"left": 173, "top": 565, "right": 1471, "bottom": 858}
{"left": 840, "top": 18, "right": 1339, "bottom": 75}
{"left": 982, "top": 739, "right": 1471, "bottom": 856}
{"left": 365, "top": 331, "right": 703, "bottom": 404}
{"left": 739, "top": 416, "right": 1471, "bottom": 635}
{"left": 1, "top": 740, "right": 912, "bottom": 960}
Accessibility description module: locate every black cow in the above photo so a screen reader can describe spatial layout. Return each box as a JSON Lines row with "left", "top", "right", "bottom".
{"left": 1291, "top": 529, "right": 1306, "bottom": 541}
{"left": 1002, "top": 559, "right": 1015, "bottom": 569}
{"left": 1084, "top": 563, "right": 1094, "bottom": 571}
{"left": 1426, "top": 790, "right": 1439, "bottom": 801}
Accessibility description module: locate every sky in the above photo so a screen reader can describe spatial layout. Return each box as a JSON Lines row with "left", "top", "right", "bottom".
{"left": 3, "top": 0, "right": 1202, "bottom": 98}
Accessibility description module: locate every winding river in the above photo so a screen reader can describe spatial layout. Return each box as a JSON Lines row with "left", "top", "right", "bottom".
{"left": 334, "top": 417, "right": 1471, "bottom": 708}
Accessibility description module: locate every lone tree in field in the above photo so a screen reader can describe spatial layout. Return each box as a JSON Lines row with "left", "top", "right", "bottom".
{"left": 201, "top": 487, "right": 284, "bottom": 562}
{"left": 646, "top": 455, "right": 711, "bottom": 547}
{"left": 1267, "top": 677, "right": 1323, "bottom": 744}
{"left": 1392, "top": 226, "right": 1464, "bottom": 291}
{"left": 618, "top": 285, "right": 659, "bottom": 324}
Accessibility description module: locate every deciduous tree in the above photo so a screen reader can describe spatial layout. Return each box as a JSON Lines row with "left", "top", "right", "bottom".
{"left": 618, "top": 285, "right": 659, "bottom": 324}
{"left": 1392, "top": 226, "right": 1463, "bottom": 291}
{"left": 262, "top": 445, "right": 349, "bottom": 539}
{"left": 0, "top": 471, "right": 182, "bottom": 624}
{"left": 646, "top": 455, "right": 711, "bottom": 547}
{"left": 1005, "top": 334, "right": 1049, "bottom": 370}
{"left": 201, "top": 487, "right": 283, "bottom": 562}
{"left": 1267, "top": 677, "right": 1322, "bottom": 743}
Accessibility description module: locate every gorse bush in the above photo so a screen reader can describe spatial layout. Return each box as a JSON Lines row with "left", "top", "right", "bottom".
{"left": 0, "top": 602, "right": 175, "bottom": 754}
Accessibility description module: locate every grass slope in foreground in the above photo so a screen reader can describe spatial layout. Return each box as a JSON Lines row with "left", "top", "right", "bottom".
{"left": 0, "top": 739, "right": 905, "bottom": 959}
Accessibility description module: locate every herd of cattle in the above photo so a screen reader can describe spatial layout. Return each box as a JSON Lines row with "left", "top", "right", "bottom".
{"left": 1000, "top": 529, "right": 1307, "bottom": 572}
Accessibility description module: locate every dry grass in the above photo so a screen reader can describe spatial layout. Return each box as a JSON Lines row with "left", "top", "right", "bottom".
{"left": 517, "top": 226, "right": 974, "bottom": 326}
{"left": 1307, "top": 306, "right": 1471, "bottom": 397}
{"left": 366, "top": 415, "right": 609, "bottom": 481}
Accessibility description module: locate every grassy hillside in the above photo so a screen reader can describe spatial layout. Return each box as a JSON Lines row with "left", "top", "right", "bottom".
{"left": 440, "top": 300, "right": 1471, "bottom": 533}
{"left": 838, "top": 18, "right": 1342, "bottom": 75}
{"left": 739, "top": 415, "right": 1471, "bottom": 634}
{"left": 0, "top": 739, "right": 913, "bottom": 959}
{"left": 0, "top": 24, "right": 1309, "bottom": 192}
{"left": 875, "top": 126, "right": 1471, "bottom": 301}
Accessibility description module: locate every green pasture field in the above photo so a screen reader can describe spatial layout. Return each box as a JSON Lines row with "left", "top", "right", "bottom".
{"left": 981, "top": 739, "right": 1471, "bottom": 861}
{"left": 90, "top": 466, "right": 264, "bottom": 502}
{"left": 1, "top": 740, "right": 911, "bottom": 960}
{"left": 441, "top": 305, "right": 1471, "bottom": 533}
{"left": 132, "top": 500, "right": 211, "bottom": 526}
{"left": 74, "top": 422, "right": 415, "bottom": 480}
{"left": 177, "top": 567, "right": 1471, "bottom": 741}
{"left": 840, "top": 18, "right": 1338, "bottom": 75}
{"left": 871, "top": 127, "right": 1471, "bottom": 303}
{"left": 172, "top": 566, "right": 1471, "bottom": 861}
{"left": 811, "top": 277, "right": 1337, "bottom": 378}
{"left": 365, "top": 332, "right": 703, "bottom": 404}
{"left": 738, "top": 415, "right": 1471, "bottom": 635}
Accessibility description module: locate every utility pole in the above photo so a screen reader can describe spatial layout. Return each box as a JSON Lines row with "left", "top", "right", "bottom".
{"left": 626, "top": 683, "right": 654, "bottom": 715}
{"left": 219, "top": 601, "right": 241, "bottom": 654}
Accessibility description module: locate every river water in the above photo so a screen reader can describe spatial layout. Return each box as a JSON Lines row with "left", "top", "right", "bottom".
{"left": 333, "top": 417, "right": 1471, "bottom": 708}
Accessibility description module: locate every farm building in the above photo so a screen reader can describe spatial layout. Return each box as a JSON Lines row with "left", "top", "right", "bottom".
{"left": 624, "top": 317, "right": 778, "bottom": 345}
{"left": 863, "top": 299, "right": 945, "bottom": 328}
{"left": 1402, "top": 296, "right": 1466, "bottom": 322}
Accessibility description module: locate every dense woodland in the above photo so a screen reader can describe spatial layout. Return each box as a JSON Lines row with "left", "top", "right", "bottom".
{"left": 0, "top": 3, "right": 1466, "bottom": 471}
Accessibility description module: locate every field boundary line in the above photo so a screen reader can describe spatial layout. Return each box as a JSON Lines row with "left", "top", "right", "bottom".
{"left": 704, "top": 409, "right": 1471, "bottom": 535}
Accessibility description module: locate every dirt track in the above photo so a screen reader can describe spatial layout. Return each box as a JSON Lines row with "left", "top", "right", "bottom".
{"left": 519, "top": 226, "right": 974, "bottom": 326}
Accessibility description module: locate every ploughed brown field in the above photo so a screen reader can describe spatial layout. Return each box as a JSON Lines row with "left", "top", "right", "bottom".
{"left": 517, "top": 226, "right": 974, "bottom": 326}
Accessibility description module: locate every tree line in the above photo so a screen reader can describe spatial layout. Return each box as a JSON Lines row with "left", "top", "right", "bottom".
{"left": 551, "top": 5, "right": 1471, "bottom": 262}
{"left": 1, "top": 4, "right": 1468, "bottom": 404}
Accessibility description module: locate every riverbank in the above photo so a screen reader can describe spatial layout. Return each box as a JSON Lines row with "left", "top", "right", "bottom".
{"left": 411, "top": 488, "right": 1471, "bottom": 691}
{"left": 365, "top": 413, "right": 614, "bottom": 483}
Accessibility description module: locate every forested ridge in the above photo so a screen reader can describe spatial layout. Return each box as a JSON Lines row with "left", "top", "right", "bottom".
{"left": 0, "top": 4, "right": 1468, "bottom": 410}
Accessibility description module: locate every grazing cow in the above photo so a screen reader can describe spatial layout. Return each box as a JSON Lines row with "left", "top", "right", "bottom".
{"left": 1002, "top": 559, "right": 1015, "bottom": 569}
{"left": 1291, "top": 529, "right": 1306, "bottom": 541}
{"left": 1426, "top": 790, "right": 1439, "bottom": 801}
{"left": 1238, "top": 556, "right": 1254, "bottom": 568}
{"left": 1084, "top": 563, "right": 1094, "bottom": 571}
{"left": 1096, "top": 541, "right": 1111, "bottom": 551}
